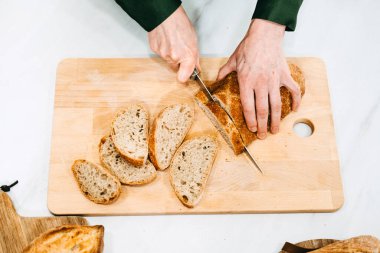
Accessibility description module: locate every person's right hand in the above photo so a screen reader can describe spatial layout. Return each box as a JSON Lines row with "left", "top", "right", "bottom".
{"left": 148, "top": 6, "right": 200, "bottom": 83}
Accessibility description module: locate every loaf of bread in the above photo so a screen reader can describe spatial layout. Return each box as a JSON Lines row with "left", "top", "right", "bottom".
{"left": 111, "top": 105, "right": 149, "bottom": 167}
{"left": 71, "top": 159, "right": 121, "bottom": 204}
{"left": 169, "top": 135, "right": 219, "bottom": 207}
{"left": 99, "top": 135, "right": 157, "bottom": 185}
{"left": 311, "top": 235, "right": 380, "bottom": 253}
{"left": 195, "top": 63, "right": 305, "bottom": 155}
{"left": 149, "top": 104, "right": 194, "bottom": 170}
{"left": 23, "top": 225, "right": 104, "bottom": 253}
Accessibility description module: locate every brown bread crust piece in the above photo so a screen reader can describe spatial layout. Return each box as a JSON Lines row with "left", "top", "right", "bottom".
{"left": 311, "top": 235, "right": 380, "bottom": 253}
{"left": 23, "top": 225, "right": 104, "bottom": 253}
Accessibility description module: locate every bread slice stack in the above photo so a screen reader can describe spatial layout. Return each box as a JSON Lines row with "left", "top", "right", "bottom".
{"left": 195, "top": 63, "right": 305, "bottom": 155}
{"left": 72, "top": 102, "right": 218, "bottom": 207}
{"left": 23, "top": 225, "right": 104, "bottom": 253}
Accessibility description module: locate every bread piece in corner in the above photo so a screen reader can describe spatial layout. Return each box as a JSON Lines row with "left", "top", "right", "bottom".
{"left": 71, "top": 159, "right": 121, "bottom": 204}
{"left": 23, "top": 225, "right": 104, "bottom": 253}
{"left": 111, "top": 105, "right": 149, "bottom": 167}
{"left": 99, "top": 135, "right": 157, "bottom": 185}
{"left": 149, "top": 104, "right": 194, "bottom": 170}
{"left": 169, "top": 135, "right": 219, "bottom": 208}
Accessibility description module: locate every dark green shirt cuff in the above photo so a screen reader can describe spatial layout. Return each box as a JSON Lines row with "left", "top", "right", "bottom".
{"left": 252, "top": 0, "right": 303, "bottom": 31}
{"left": 115, "top": 0, "right": 182, "bottom": 32}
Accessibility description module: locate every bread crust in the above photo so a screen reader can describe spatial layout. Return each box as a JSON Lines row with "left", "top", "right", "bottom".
{"left": 22, "top": 225, "right": 104, "bottom": 253}
{"left": 148, "top": 104, "right": 194, "bottom": 171}
{"left": 111, "top": 105, "right": 149, "bottom": 167}
{"left": 311, "top": 235, "right": 380, "bottom": 253}
{"left": 195, "top": 91, "right": 245, "bottom": 155}
{"left": 196, "top": 63, "right": 306, "bottom": 155}
{"left": 169, "top": 135, "right": 219, "bottom": 208}
{"left": 71, "top": 159, "right": 121, "bottom": 204}
{"left": 99, "top": 135, "right": 157, "bottom": 185}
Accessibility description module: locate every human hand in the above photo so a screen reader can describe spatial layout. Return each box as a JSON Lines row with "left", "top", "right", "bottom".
{"left": 217, "top": 19, "right": 301, "bottom": 139}
{"left": 148, "top": 6, "right": 200, "bottom": 83}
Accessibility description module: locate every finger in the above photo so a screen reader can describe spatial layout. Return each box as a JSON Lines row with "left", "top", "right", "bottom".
{"left": 177, "top": 58, "right": 196, "bottom": 83}
{"left": 269, "top": 87, "right": 282, "bottom": 134}
{"left": 195, "top": 55, "right": 201, "bottom": 73}
{"left": 283, "top": 76, "right": 301, "bottom": 111}
{"left": 168, "top": 61, "right": 179, "bottom": 72}
{"left": 217, "top": 56, "right": 237, "bottom": 81}
{"left": 255, "top": 87, "right": 269, "bottom": 139}
{"left": 238, "top": 74, "right": 257, "bottom": 132}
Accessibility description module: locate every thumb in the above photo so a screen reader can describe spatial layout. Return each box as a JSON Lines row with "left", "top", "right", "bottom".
{"left": 217, "top": 57, "right": 236, "bottom": 81}
{"left": 177, "top": 59, "right": 195, "bottom": 83}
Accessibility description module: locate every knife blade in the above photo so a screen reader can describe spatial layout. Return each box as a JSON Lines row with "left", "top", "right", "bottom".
{"left": 190, "top": 68, "right": 263, "bottom": 174}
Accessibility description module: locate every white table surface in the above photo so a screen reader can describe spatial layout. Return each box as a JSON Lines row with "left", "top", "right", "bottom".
{"left": 1, "top": 0, "right": 380, "bottom": 252}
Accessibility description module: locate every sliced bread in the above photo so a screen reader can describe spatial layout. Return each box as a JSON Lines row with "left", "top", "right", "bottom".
{"left": 169, "top": 135, "right": 219, "bottom": 208}
{"left": 99, "top": 135, "right": 157, "bottom": 185}
{"left": 111, "top": 105, "right": 149, "bottom": 167}
{"left": 23, "top": 225, "right": 104, "bottom": 253}
{"left": 71, "top": 159, "right": 121, "bottom": 204}
{"left": 149, "top": 104, "right": 194, "bottom": 170}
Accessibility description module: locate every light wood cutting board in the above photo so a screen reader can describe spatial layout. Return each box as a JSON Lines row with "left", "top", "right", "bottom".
{"left": 0, "top": 192, "right": 87, "bottom": 253}
{"left": 48, "top": 57, "right": 343, "bottom": 215}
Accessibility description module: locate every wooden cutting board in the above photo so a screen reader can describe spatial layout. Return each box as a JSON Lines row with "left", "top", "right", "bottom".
{"left": 48, "top": 57, "right": 343, "bottom": 215}
{"left": 0, "top": 192, "right": 87, "bottom": 253}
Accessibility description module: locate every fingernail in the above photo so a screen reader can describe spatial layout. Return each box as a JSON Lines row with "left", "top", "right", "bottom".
{"left": 272, "top": 127, "right": 279, "bottom": 134}
{"left": 258, "top": 132, "right": 267, "bottom": 139}
{"left": 249, "top": 126, "right": 257, "bottom": 132}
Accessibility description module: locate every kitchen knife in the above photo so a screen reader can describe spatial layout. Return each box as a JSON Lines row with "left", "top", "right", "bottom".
{"left": 190, "top": 68, "right": 263, "bottom": 174}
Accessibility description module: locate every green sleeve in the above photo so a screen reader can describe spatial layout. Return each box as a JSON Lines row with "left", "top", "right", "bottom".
{"left": 252, "top": 0, "right": 303, "bottom": 31}
{"left": 115, "top": 0, "right": 182, "bottom": 32}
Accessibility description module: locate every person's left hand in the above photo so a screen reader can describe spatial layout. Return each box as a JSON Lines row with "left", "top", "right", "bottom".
{"left": 217, "top": 19, "right": 301, "bottom": 140}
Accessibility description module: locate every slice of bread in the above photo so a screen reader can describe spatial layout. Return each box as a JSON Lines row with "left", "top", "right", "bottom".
{"left": 71, "top": 159, "right": 121, "bottom": 204}
{"left": 195, "top": 63, "right": 305, "bottom": 155}
{"left": 169, "top": 135, "right": 219, "bottom": 208}
{"left": 99, "top": 135, "right": 157, "bottom": 185}
{"left": 111, "top": 105, "right": 149, "bottom": 167}
{"left": 149, "top": 104, "right": 194, "bottom": 170}
{"left": 23, "top": 225, "right": 104, "bottom": 253}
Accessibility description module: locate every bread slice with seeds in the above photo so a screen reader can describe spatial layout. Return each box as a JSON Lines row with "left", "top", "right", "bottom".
{"left": 23, "top": 225, "right": 104, "bottom": 253}
{"left": 99, "top": 135, "right": 157, "bottom": 185}
{"left": 71, "top": 159, "right": 121, "bottom": 204}
{"left": 149, "top": 104, "right": 194, "bottom": 171}
{"left": 169, "top": 135, "right": 219, "bottom": 208}
{"left": 111, "top": 105, "right": 149, "bottom": 167}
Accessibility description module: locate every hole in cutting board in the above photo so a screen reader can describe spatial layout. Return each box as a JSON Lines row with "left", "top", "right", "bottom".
{"left": 293, "top": 119, "right": 314, "bottom": 137}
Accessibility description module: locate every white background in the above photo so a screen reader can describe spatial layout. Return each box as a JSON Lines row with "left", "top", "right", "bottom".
{"left": 1, "top": 0, "right": 380, "bottom": 252}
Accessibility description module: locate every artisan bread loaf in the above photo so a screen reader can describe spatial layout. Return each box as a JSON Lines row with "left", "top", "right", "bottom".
{"left": 169, "top": 135, "right": 218, "bottom": 207}
{"left": 111, "top": 105, "right": 149, "bottom": 167}
{"left": 99, "top": 135, "right": 157, "bottom": 185}
{"left": 149, "top": 104, "right": 194, "bottom": 170}
{"left": 71, "top": 159, "right": 121, "bottom": 204}
{"left": 311, "top": 235, "right": 380, "bottom": 253}
{"left": 195, "top": 63, "right": 305, "bottom": 155}
{"left": 23, "top": 225, "right": 104, "bottom": 253}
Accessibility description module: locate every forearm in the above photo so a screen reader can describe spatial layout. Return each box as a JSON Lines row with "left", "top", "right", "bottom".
{"left": 252, "top": 0, "right": 303, "bottom": 31}
{"left": 115, "top": 0, "right": 181, "bottom": 32}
